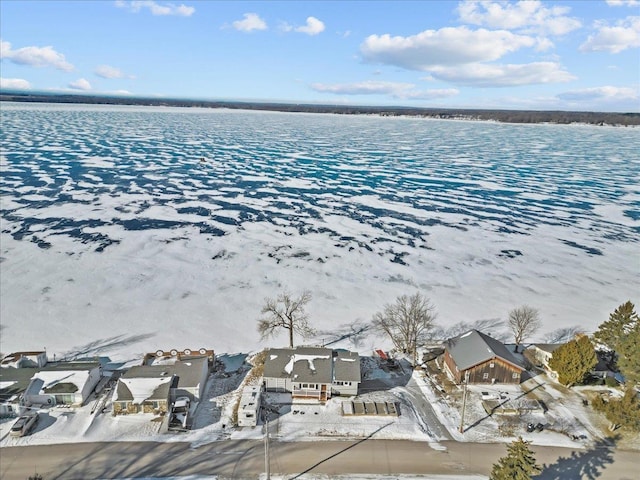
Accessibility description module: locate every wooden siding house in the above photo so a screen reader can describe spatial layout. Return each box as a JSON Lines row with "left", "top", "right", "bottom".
{"left": 443, "top": 330, "right": 524, "bottom": 384}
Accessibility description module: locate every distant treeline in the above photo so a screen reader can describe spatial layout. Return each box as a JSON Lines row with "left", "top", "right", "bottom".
{"left": 2, "top": 91, "right": 639, "bottom": 126}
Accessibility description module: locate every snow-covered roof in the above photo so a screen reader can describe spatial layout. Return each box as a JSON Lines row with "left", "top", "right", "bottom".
{"left": 31, "top": 370, "right": 91, "bottom": 394}
{"left": 116, "top": 376, "right": 174, "bottom": 404}
{"left": 264, "top": 347, "right": 334, "bottom": 384}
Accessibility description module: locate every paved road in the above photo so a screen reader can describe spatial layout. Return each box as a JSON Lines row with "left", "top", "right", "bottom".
{"left": 398, "top": 375, "right": 451, "bottom": 440}
{"left": 1, "top": 439, "right": 637, "bottom": 480}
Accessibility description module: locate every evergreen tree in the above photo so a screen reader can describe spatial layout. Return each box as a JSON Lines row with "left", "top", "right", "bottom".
{"left": 592, "top": 387, "right": 640, "bottom": 432}
{"left": 548, "top": 335, "right": 597, "bottom": 386}
{"left": 594, "top": 301, "right": 639, "bottom": 385}
{"left": 594, "top": 301, "right": 638, "bottom": 351}
{"left": 490, "top": 437, "right": 541, "bottom": 480}
{"left": 615, "top": 315, "right": 640, "bottom": 386}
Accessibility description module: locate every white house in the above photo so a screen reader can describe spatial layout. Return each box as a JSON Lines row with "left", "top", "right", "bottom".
{"left": 238, "top": 385, "right": 262, "bottom": 427}
{"left": 263, "top": 347, "right": 361, "bottom": 402}
{"left": 1, "top": 351, "right": 48, "bottom": 369}
{"left": 22, "top": 360, "right": 102, "bottom": 407}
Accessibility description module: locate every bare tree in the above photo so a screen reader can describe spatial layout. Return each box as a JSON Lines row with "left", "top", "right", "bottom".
{"left": 508, "top": 305, "right": 541, "bottom": 353}
{"left": 257, "top": 290, "right": 314, "bottom": 348}
{"left": 372, "top": 293, "right": 437, "bottom": 365}
{"left": 544, "top": 325, "right": 584, "bottom": 344}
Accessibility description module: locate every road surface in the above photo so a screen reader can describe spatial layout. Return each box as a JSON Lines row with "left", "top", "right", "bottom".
{"left": 1, "top": 439, "right": 637, "bottom": 480}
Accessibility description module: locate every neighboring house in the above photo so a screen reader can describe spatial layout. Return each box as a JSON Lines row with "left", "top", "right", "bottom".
{"left": 112, "top": 357, "right": 209, "bottom": 415}
{"left": 1, "top": 351, "right": 49, "bottom": 416}
{"left": 263, "top": 347, "right": 361, "bottom": 402}
{"left": 1, "top": 351, "right": 48, "bottom": 369}
{"left": 22, "top": 360, "right": 103, "bottom": 407}
{"left": 113, "top": 367, "right": 176, "bottom": 415}
{"left": 238, "top": 385, "right": 262, "bottom": 427}
{"left": 526, "top": 344, "right": 564, "bottom": 377}
{"left": 143, "top": 348, "right": 215, "bottom": 369}
{"left": 443, "top": 330, "right": 525, "bottom": 384}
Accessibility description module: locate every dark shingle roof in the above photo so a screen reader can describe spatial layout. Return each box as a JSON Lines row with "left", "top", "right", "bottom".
{"left": 333, "top": 350, "right": 361, "bottom": 382}
{"left": 445, "top": 329, "right": 523, "bottom": 371}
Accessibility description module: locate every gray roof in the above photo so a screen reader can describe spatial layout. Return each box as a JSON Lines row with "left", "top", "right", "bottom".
{"left": 333, "top": 350, "right": 361, "bottom": 382}
{"left": 263, "top": 347, "right": 334, "bottom": 384}
{"left": 0, "top": 367, "right": 40, "bottom": 401}
{"left": 445, "top": 330, "right": 523, "bottom": 371}
{"left": 122, "top": 357, "right": 207, "bottom": 388}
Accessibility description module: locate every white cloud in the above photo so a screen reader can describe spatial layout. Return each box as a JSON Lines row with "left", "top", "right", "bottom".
{"left": 310, "top": 80, "right": 459, "bottom": 100}
{"left": 0, "top": 40, "right": 73, "bottom": 71}
{"left": 429, "top": 62, "right": 575, "bottom": 87}
{"left": 606, "top": 0, "right": 640, "bottom": 6}
{"left": 115, "top": 1, "right": 194, "bottom": 17}
{"left": 294, "top": 16, "right": 325, "bottom": 36}
{"left": 95, "top": 64, "right": 133, "bottom": 79}
{"left": 457, "top": 1, "right": 581, "bottom": 36}
{"left": 580, "top": 16, "right": 640, "bottom": 53}
{"left": 360, "top": 27, "right": 535, "bottom": 70}
{"left": 232, "top": 13, "right": 267, "bottom": 32}
{"left": 68, "top": 78, "right": 92, "bottom": 91}
{"left": 0, "top": 77, "right": 31, "bottom": 89}
{"left": 557, "top": 86, "right": 638, "bottom": 102}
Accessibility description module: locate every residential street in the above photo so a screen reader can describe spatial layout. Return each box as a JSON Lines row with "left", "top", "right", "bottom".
{"left": 1, "top": 438, "right": 637, "bottom": 480}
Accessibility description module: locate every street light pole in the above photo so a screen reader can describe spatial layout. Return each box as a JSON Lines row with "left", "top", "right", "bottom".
{"left": 459, "top": 371, "right": 469, "bottom": 433}
{"left": 264, "top": 416, "right": 270, "bottom": 480}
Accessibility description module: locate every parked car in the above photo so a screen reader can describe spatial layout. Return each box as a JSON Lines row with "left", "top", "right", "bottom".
{"left": 10, "top": 413, "right": 38, "bottom": 437}
{"left": 169, "top": 397, "right": 190, "bottom": 430}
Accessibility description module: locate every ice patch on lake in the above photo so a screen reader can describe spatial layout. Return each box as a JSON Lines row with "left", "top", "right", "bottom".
{"left": 0, "top": 103, "right": 638, "bottom": 361}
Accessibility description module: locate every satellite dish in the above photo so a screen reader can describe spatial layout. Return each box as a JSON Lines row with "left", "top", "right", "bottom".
{"left": 183, "top": 349, "right": 192, "bottom": 355}
{"left": 199, "top": 348, "right": 207, "bottom": 355}
{"left": 156, "top": 350, "right": 164, "bottom": 357}
{"left": 170, "top": 349, "right": 178, "bottom": 356}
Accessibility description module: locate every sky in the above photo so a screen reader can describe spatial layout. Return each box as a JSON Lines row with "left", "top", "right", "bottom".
{"left": 0, "top": 0, "right": 639, "bottom": 112}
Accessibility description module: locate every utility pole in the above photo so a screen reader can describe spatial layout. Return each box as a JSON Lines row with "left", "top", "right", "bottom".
{"left": 264, "top": 416, "right": 270, "bottom": 480}
{"left": 459, "top": 371, "right": 469, "bottom": 433}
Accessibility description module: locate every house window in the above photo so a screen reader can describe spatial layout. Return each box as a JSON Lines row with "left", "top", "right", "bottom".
{"left": 512, "top": 372, "right": 519, "bottom": 379}
{"left": 489, "top": 363, "right": 495, "bottom": 368}
{"left": 483, "top": 373, "right": 489, "bottom": 379}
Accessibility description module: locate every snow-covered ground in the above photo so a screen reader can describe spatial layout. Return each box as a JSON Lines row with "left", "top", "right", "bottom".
{"left": 1, "top": 353, "right": 622, "bottom": 454}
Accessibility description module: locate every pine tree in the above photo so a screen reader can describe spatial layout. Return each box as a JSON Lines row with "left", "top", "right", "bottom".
{"left": 594, "top": 301, "right": 639, "bottom": 386}
{"left": 592, "top": 387, "right": 640, "bottom": 432}
{"left": 490, "top": 437, "right": 541, "bottom": 480}
{"left": 548, "top": 335, "right": 597, "bottom": 386}
{"left": 615, "top": 314, "right": 640, "bottom": 386}
{"left": 594, "top": 301, "right": 638, "bottom": 351}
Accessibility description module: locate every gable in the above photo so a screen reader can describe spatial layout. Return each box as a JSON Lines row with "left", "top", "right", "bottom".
{"left": 445, "top": 330, "right": 523, "bottom": 371}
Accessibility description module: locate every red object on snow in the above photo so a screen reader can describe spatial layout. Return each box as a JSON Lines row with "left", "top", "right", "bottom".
{"left": 375, "top": 349, "right": 388, "bottom": 360}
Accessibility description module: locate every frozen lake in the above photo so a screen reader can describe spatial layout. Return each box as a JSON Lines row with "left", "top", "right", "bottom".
{"left": 1, "top": 102, "right": 638, "bottom": 360}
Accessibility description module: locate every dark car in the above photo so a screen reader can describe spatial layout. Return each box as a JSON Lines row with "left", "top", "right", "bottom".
{"left": 526, "top": 423, "right": 535, "bottom": 432}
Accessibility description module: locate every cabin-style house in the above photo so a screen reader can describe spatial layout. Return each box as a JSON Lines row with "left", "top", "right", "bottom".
{"left": 443, "top": 330, "right": 525, "bottom": 384}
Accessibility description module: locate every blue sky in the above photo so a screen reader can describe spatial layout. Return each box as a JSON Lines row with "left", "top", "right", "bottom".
{"left": 1, "top": 0, "right": 639, "bottom": 112}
